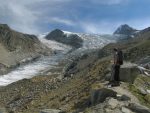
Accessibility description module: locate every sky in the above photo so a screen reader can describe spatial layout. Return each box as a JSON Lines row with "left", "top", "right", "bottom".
{"left": 0, "top": 0, "right": 150, "bottom": 34}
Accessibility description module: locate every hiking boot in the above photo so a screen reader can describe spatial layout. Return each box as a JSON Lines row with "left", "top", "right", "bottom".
{"left": 112, "top": 81, "right": 120, "bottom": 87}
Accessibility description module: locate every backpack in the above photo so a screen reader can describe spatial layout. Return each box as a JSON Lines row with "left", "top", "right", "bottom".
{"left": 117, "top": 50, "right": 123, "bottom": 65}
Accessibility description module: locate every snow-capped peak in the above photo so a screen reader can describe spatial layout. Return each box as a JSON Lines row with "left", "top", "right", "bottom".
{"left": 37, "top": 33, "right": 71, "bottom": 53}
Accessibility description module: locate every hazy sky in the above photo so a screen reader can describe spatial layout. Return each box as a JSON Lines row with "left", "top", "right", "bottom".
{"left": 0, "top": 0, "right": 150, "bottom": 34}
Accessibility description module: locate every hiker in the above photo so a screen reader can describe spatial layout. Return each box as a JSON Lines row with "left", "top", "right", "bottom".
{"left": 109, "top": 48, "right": 123, "bottom": 86}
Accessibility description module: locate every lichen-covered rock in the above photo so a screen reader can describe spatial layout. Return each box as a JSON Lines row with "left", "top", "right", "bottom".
{"left": 133, "top": 75, "right": 150, "bottom": 97}
{"left": 90, "top": 87, "right": 117, "bottom": 105}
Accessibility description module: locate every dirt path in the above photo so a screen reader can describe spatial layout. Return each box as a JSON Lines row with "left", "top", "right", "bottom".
{"left": 110, "top": 82, "right": 140, "bottom": 103}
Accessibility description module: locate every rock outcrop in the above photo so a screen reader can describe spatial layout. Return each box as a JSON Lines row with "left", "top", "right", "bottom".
{"left": 90, "top": 86, "right": 117, "bottom": 105}
{"left": 0, "top": 24, "right": 44, "bottom": 52}
{"left": 45, "top": 29, "right": 83, "bottom": 48}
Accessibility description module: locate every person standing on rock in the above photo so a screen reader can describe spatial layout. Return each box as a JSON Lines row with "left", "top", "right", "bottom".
{"left": 109, "top": 48, "right": 123, "bottom": 87}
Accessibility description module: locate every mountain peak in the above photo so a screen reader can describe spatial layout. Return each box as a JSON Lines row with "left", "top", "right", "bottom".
{"left": 45, "top": 29, "right": 83, "bottom": 48}
{"left": 114, "top": 24, "right": 137, "bottom": 35}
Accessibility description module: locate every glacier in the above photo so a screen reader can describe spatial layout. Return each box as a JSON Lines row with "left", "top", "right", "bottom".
{"left": 0, "top": 31, "right": 117, "bottom": 86}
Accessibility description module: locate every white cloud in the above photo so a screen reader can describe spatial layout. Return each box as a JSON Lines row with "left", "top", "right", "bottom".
{"left": 90, "top": 0, "right": 128, "bottom": 5}
{"left": 79, "top": 17, "right": 150, "bottom": 34}
{"left": 80, "top": 21, "right": 117, "bottom": 34}
{"left": 0, "top": 0, "right": 40, "bottom": 34}
{"left": 0, "top": 0, "right": 72, "bottom": 34}
{"left": 0, "top": 0, "right": 150, "bottom": 35}
{"left": 47, "top": 17, "right": 75, "bottom": 26}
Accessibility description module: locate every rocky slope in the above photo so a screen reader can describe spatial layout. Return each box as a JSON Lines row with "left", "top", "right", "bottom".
{"left": 0, "top": 24, "right": 50, "bottom": 75}
{"left": 45, "top": 29, "right": 83, "bottom": 49}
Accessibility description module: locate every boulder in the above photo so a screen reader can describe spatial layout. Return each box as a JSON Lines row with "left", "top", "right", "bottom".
{"left": 117, "top": 94, "right": 131, "bottom": 101}
{"left": 90, "top": 87, "right": 117, "bottom": 105}
{"left": 128, "top": 103, "right": 150, "bottom": 113}
{"left": 105, "top": 63, "right": 140, "bottom": 83}
{"left": 40, "top": 109, "right": 65, "bottom": 113}
{"left": 107, "top": 98, "right": 119, "bottom": 109}
{"left": 119, "top": 63, "right": 140, "bottom": 83}
{"left": 121, "top": 107, "right": 133, "bottom": 113}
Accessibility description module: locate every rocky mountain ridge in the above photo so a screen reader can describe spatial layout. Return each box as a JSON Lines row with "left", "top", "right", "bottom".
{"left": 0, "top": 24, "right": 51, "bottom": 75}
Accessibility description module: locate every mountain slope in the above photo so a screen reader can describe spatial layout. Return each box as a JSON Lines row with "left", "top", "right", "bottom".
{"left": 0, "top": 24, "right": 50, "bottom": 74}
{"left": 114, "top": 24, "right": 138, "bottom": 35}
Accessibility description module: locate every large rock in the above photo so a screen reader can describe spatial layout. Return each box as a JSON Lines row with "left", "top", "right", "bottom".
{"left": 128, "top": 103, "right": 150, "bottom": 113}
{"left": 107, "top": 98, "right": 119, "bottom": 109}
{"left": 105, "top": 63, "right": 140, "bottom": 83}
{"left": 119, "top": 63, "right": 140, "bottom": 83}
{"left": 40, "top": 109, "right": 65, "bottom": 113}
{"left": 133, "top": 75, "right": 150, "bottom": 100}
{"left": 121, "top": 107, "right": 134, "bottom": 113}
{"left": 90, "top": 87, "right": 117, "bottom": 105}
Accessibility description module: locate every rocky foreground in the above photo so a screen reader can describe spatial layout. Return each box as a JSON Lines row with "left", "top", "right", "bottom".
{"left": 0, "top": 25, "right": 150, "bottom": 113}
